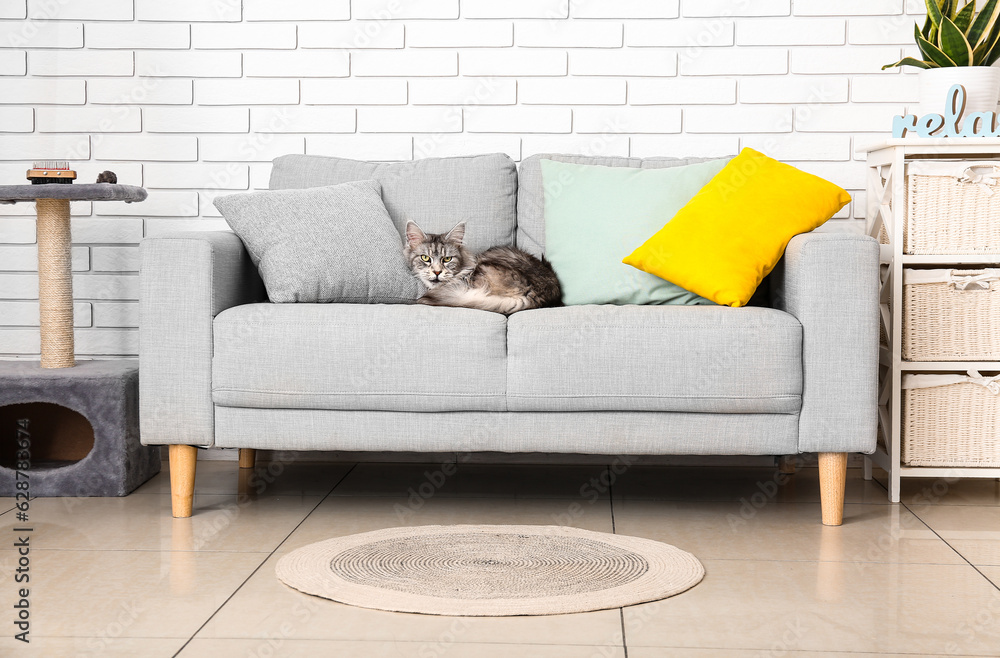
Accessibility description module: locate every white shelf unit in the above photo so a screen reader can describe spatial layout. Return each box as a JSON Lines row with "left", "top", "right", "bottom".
{"left": 864, "top": 138, "right": 1000, "bottom": 502}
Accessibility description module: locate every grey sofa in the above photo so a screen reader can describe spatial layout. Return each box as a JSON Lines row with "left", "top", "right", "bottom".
{"left": 139, "top": 152, "right": 879, "bottom": 525}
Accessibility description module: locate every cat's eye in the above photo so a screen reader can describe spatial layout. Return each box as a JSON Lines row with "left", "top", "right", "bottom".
{"left": 443, "top": 257, "right": 453, "bottom": 263}
{"left": 420, "top": 255, "right": 430, "bottom": 262}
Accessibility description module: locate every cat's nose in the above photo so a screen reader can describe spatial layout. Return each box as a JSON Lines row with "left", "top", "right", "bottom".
{"left": 433, "top": 270, "right": 442, "bottom": 276}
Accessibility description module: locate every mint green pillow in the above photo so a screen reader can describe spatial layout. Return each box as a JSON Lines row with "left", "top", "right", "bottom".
{"left": 541, "top": 158, "right": 729, "bottom": 306}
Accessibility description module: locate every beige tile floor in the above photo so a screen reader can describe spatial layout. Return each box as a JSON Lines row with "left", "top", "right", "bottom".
{"left": 0, "top": 459, "right": 998, "bottom": 657}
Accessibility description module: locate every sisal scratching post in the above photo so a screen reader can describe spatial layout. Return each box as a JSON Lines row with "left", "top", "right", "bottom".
{"left": 1, "top": 168, "right": 145, "bottom": 368}
{"left": 35, "top": 198, "right": 75, "bottom": 368}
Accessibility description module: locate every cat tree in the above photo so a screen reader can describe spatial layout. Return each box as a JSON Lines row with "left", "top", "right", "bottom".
{"left": 0, "top": 179, "right": 160, "bottom": 496}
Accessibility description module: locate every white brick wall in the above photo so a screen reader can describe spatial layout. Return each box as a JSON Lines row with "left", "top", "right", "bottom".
{"left": 682, "top": 0, "right": 790, "bottom": 17}
{"left": 0, "top": 0, "right": 23, "bottom": 19}
{"left": 0, "top": 21, "right": 83, "bottom": 47}
{"left": 0, "top": 50, "right": 26, "bottom": 75}
{"left": 86, "top": 23, "right": 190, "bottom": 50}
{"left": 408, "top": 21, "right": 512, "bottom": 48}
{"left": 0, "top": 107, "right": 33, "bottom": 132}
{"left": 0, "top": 2, "right": 923, "bottom": 358}
{"left": 301, "top": 22, "right": 405, "bottom": 49}
{"left": 30, "top": 0, "right": 134, "bottom": 21}
{"left": 245, "top": 0, "right": 350, "bottom": 21}
{"left": 31, "top": 51, "right": 135, "bottom": 77}
{"left": 191, "top": 23, "right": 297, "bottom": 50}
{"left": 244, "top": 51, "right": 349, "bottom": 78}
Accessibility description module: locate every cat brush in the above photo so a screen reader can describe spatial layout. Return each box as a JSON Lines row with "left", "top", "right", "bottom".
{"left": 26, "top": 161, "right": 77, "bottom": 185}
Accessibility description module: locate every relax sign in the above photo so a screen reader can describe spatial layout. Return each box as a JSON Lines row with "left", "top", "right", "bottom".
{"left": 893, "top": 84, "right": 1000, "bottom": 138}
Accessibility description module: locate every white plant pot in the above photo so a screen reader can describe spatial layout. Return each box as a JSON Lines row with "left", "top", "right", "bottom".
{"left": 918, "top": 66, "right": 1000, "bottom": 121}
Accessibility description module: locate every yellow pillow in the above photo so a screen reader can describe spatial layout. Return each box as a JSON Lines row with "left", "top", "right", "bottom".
{"left": 623, "top": 148, "right": 851, "bottom": 307}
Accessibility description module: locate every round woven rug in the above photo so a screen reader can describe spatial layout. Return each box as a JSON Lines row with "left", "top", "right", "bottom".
{"left": 275, "top": 524, "right": 704, "bottom": 616}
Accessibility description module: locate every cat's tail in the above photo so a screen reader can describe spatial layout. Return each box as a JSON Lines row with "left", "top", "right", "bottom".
{"left": 419, "top": 284, "right": 532, "bottom": 314}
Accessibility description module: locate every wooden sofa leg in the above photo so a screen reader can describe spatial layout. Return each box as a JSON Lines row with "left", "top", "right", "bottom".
{"left": 238, "top": 448, "right": 256, "bottom": 469}
{"left": 818, "top": 452, "right": 848, "bottom": 526}
{"left": 777, "top": 455, "right": 797, "bottom": 474}
{"left": 169, "top": 444, "right": 197, "bottom": 518}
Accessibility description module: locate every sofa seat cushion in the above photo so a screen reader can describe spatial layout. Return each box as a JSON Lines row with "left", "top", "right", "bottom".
{"left": 506, "top": 305, "right": 802, "bottom": 413}
{"left": 213, "top": 303, "right": 507, "bottom": 412}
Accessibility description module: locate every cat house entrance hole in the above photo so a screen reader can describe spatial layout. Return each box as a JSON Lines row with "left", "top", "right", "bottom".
{"left": 0, "top": 402, "right": 95, "bottom": 470}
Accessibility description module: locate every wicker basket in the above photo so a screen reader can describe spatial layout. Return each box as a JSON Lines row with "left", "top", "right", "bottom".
{"left": 904, "top": 161, "right": 1000, "bottom": 254}
{"left": 902, "top": 372, "right": 1000, "bottom": 467}
{"left": 902, "top": 268, "right": 1000, "bottom": 361}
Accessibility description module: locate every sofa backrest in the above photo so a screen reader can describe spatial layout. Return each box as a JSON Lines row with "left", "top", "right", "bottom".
{"left": 516, "top": 154, "right": 727, "bottom": 258}
{"left": 270, "top": 153, "right": 517, "bottom": 253}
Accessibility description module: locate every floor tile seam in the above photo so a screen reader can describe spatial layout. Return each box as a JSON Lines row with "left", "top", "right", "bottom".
{"left": 21, "top": 493, "right": 329, "bottom": 501}
{"left": 611, "top": 497, "right": 893, "bottom": 505}
{"left": 9, "top": 549, "right": 983, "bottom": 565}
{"left": 607, "top": 465, "right": 629, "bottom": 658}
{"left": 29, "top": 549, "right": 963, "bottom": 565}
{"left": 870, "top": 479, "right": 1000, "bottom": 508}
{"left": 902, "top": 500, "right": 1000, "bottom": 594}
{"left": 887, "top": 502, "right": 1000, "bottom": 507}
{"left": 1, "top": 495, "right": 900, "bottom": 504}
{"left": 21, "top": 634, "right": 190, "bottom": 640}
{"left": 189, "top": 637, "right": 623, "bottom": 647}
{"left": 609, "top": 466, "right": 617, "bottom": 535}
{"left": 326, "top": 493, "right": 611, "bottom": 500}
{"left": 317, "top": 496, "right": 886, "bottom": 504}
{"left": 621, "top": 643, "right": 994, "bottom": 656}
{"left": 28, "top": 548, "right": 274, "bottom": 554}
{"left": 695, "top": 556, "right": 982, "bottom": 566}
{"left": 127, "top": 491, "right": 336, "bottom": 496}
{"left": 173, "top": 462, "right": 359, "bottom": 658}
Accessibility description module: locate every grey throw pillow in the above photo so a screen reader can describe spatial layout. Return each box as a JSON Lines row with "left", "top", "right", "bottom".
{"left": 214, "top": 180, "right": 421, "bottom": 304}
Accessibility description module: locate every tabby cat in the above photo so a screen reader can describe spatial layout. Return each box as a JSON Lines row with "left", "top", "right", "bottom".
{"left": 404, "top": 221, "right": 562, "bottom": 314}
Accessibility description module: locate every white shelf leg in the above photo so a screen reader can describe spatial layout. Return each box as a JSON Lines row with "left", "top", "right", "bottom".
{"left": 863, "top": 456, "right": 873, "bottom": 481}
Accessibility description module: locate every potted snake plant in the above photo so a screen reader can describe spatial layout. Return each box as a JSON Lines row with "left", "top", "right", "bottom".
{"left": 884, "top": 0, "right": 1000, "bottom": 118}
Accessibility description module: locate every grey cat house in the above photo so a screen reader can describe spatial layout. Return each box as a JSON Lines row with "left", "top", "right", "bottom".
{"left": 139, "top": 152, "right": 878, "bottom": 525}
{"left": 0, "top": 360, "right": 159, "bottom": 497}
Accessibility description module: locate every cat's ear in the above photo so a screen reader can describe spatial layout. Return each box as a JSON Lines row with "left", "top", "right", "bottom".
{"left": 445, "top": 221, "right": 466, "bottom": 245}
{"left": 405, "top": 221, "right": 426, "bottom": 249}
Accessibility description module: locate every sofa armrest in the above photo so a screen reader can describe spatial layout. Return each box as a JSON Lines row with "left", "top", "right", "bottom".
{"left": 139, "top": 231, "right": 265, "bottom": 447}
{"left": 770, "top": 231, "right": 879, "bottom": 454}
